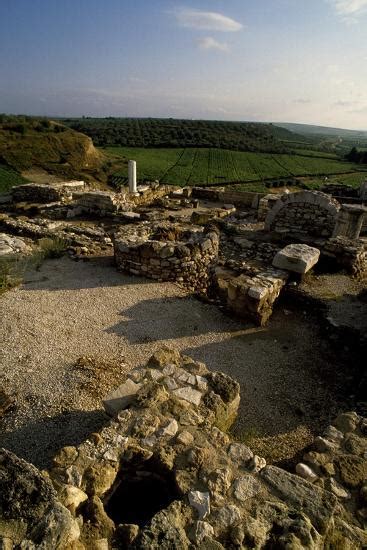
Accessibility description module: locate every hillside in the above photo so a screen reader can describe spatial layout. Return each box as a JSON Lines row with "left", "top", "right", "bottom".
{"left": 275, "top": 122, "right": 367, "bottom": 139}
{"left": 0, "top": 115, "right": 109, "bottom": 184}
{"left": 62, "top": 117, "right": 309, "bottom": 152}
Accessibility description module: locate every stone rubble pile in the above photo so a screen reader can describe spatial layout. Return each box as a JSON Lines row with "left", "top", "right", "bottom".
{"left": 1, "top": 348, "right": 366, "bottom": 549}
{"left": 114, "top": 222, "right": 219, "bottom": 292}
{"left": 72, "top": 191, "right": 130, "bottom": 217}
{"left": 0, "top": 233, "right": 31, "bottom": 257}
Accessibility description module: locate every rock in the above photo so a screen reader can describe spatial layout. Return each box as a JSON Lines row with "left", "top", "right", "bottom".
{"left": 103, "top": 379, "right": 141, "bottom": 416}
{"left": 327, "top": 478, "right": 351, "bottom": 499}
{"left": 337, "top": 454, "right": 367, "bottom": 488}
{"left": 261, "top": 465, "right": 337, "bottom": 534}
{"left": 228, "top": 443, "right": 253, "bottom": 465}
{"left": 193, "top": 521, "right": 214, "bottom": 544}
{"left": 188, "top": 491, "right": 210, "bottom": 519}
{"left": 324, "top": 425, "right": 344, "bottom": 444}
{"left": 273, "top": 243, "right": 320, "bottom": 274}
{"left": 215, "top": 505, "right": 242, "bottom": 532}
{"left": 313, "top": 436, "right": 337, "bottom": 453}
{"left": 59, "top": 485, "right": 88, "bottom": 512}
{"left": 334, "top": 412, "right": 359, "bottom": 434}
{"left": 295, "top": 463, "right": 318, "bottom": 482}
{"left": 233, "top": 475, "right": 262, "bottom": 501}
{"left": 360, "top": 485, "right": 367, "bottom": 504}
{"left": 249, "top": 455, "right": 266, "bottom": 473}
{"left": 53, "top": 446, "right": 78, "bottom": 468}
{"left": 0, "top": 391, "right": 15, "bottom": 418}
{"left": 83, "top": 464, "right": 117, "bottom": 497}
{"left": 147, "top": 347, "right": 182, "bottom": 369}
{"left": 207, "top": 469, "right": 232, "bottom": 503}
{"left": 173, "top": 387, "right": 202, "bottom": 406}
{"left": 206, "top": 372, "right": 239, "bottom": 404}
{"left": 135, "top": 501, "right": 191, "bottom": 549}
{"left": 158, "top": 419, "right": 178, "bottom": 438}
{"left": 176, "top": 431, "right": 194, "bottom": 446}
{"left": 114, "top": 524, "right": 139, "bottom": 546}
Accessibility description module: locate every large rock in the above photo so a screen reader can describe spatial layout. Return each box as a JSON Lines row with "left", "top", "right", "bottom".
{"left": 273, "top": 243, "right": 320, "bottom": 274}
{"left": 103, "top": 378, "right": 141, "bottom": 416}
{"left": 0, "top": 449, "right": 79, "bottom": 548}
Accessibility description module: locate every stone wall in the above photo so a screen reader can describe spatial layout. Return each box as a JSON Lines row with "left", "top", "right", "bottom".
{"left": 322, "top": 236, "right": 367, "bottom": 281}
{"left": 265, "top": 191, "right": 340, "bottom": 238}
{"left": 192, "top": 187, "right": 264, "bottom": 208}
{"left": 1, "top": 348, "right": 366, "bottom": 549}
{"left": 114, "top": 223, "right": 219, "bottom": 292}
{"left": 11, "top": 181, "right": 85, "bottom": 203}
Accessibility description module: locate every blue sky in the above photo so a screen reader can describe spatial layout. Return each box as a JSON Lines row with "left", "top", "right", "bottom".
{"left": 0, "top": 0, "right": 367, "bottom": 129}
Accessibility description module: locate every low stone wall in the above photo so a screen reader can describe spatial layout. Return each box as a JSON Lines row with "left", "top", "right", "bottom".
{"left": 213, "top": 265, "right": 288, "bottom": 326}
{"left": 257, "top": 193, "right": 280, "bottom": 221}
{"left": 11, "top": 181, "right": 85, "bottom": 203}
{"left": 72, "top": 190, "right": 130, "bottom": 217}
{"left": 322, "top": 236, "right": 367, "bottom": 281}
{"left": 192, "top": 187, "right": 264, "bottom": 208}
{"left": 114, "top": 223, "right": 219, "bottom": 292}
{"left": 1, "top": 348, "right": 366, "bottom": 549}
{"left": 265, "top": 191, "right": 340, "bottom": 238}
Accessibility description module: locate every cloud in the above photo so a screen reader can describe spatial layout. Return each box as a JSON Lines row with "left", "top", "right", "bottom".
{"left": 174, "top": 8, "right": 243, "bottom": 32}
{"left": 197, "top": 37, "right": 229, "bottom": 52}
{"left": 327, "top": 0, "right": 367, "bottom": 16}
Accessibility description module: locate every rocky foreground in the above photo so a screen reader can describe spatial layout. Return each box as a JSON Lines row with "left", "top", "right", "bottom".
{"left": 0, "top": 348, "right": 366, "bottom": 549}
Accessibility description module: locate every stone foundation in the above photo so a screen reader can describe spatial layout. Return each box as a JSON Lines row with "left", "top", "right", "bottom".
{"left": 1, "top": 349, "right": 366, "bottom": 549}
{"left": 11, "top": 181, "right": 85, "bottom": 203}
{"left": 114, "top": 223, "right": 219, "bottom": 292}
{"left": 213, "top": 265, "right": 288, "bottom": 326}
{"left": 322, "top": 236, "right": 367, "bottom": 281}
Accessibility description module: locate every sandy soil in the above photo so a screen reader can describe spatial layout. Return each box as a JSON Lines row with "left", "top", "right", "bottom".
{"left": 0, "top": 256, "right": 353, "bottom": 468}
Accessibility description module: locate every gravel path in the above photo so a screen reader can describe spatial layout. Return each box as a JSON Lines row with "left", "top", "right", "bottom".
{"left": 0, "top": 256, "right": 351, "bottom": 468}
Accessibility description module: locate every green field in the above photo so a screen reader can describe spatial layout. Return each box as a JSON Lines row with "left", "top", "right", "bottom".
{"left": 0, "top": 165, "right": 27, "bottom": 194}
{"left": 107, "top": 147, "right": 365, "bottom": 188}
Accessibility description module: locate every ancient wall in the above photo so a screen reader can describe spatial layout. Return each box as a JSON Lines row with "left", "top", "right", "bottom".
{"left": 322, "top": 236, "right": 367, "bottom": 281}
{"left": 192, "top": 187, "right": 265, "bottom": 208}
{"left": 1, "top": 348, "right": 366, "bottom": 549}
{"left": 11, "top": 181, "right": 85, "bottom": 203}
{"left": 265, "top": 191, "right": 340, "bottom": 238}
{"left": 114, "top": 224, "right": 219, "bottom": 292}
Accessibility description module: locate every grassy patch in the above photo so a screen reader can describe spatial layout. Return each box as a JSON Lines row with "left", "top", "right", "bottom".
{"left": 0, "top": 164, "right": 28, "bottom": 194}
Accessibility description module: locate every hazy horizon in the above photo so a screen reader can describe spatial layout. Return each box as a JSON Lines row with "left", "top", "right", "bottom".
{"left": 1, "top": 0, "right": 367, "bottom": 130}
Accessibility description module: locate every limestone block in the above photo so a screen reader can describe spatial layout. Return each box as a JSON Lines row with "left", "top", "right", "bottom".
{"left": 173, "top": 386, "right": 202, "bottom": 406}
{"left": 103, "top": 379, "right": 141, "bottom": 416}
{"left": 273, "top": 244, "right": 320, "bottom": 274}
{"left": 188, "top": 491, "right": 210, "bottom": 519}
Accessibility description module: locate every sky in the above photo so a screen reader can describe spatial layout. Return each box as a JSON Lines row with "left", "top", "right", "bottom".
{"left": 0, "top": 0, "right": 367, "bottom": 129}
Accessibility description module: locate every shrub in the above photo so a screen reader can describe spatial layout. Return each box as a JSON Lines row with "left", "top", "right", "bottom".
{"left": 37, "top": 237, "right": 67, "bottom": 259}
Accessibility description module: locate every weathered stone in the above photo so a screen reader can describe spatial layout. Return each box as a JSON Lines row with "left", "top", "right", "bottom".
{"left": 233, "top": 475, "right": 262, "bottom": 501}
{"left": 228, "top": 443, "right": 253, "bottom": 465}
{"left": 334, "top": 412, "right": 359, "bottom": 434}
{"left": 147, "top": 347, "right": 181, "bottom": 369}
{"left": 261, "top": 465, "right": 337, "bottom": 534}
{"left": 59, "top": 485, "right": 88, "bottom": 512}
{"left": 215, "top": 505, "right": 242, "bottom": 532}
{"left": 188, "top": 491, "right": 210, "bottom": 519}
{"left": 158, "top": 419, "right": 178, "bottom": 438}
{"left": 192, "top": 520, "right": 214, "bottom": 544}
{"left": 83, "top": 464, "right": 117, "bottom": 497}
{"left": 295, "top": 463, "right": 318, "bottom": 482}
{"left": 176, "top": 431, "right": 194, "bottom": 446}
{"left": 103, "top": 379, "right": 141, "bottom": 416}
{"left": 114, "top": 524, "right": 139, "bottom": 547}
{"left": 273, "top": 244, "right": 320, "bottom": 274}
{"left": 337, "top": 454, "right": 367, "bottom": 488}
{"left": 173, "top": 387, "right": 202, "bottom": 406}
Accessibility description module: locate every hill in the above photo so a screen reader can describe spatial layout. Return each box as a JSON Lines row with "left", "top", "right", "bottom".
{"left": 61, "top": 117, "right": 309, "bottom": 153}
{"left": 0, "top": 115, "right": 109, "bottom": 184}
{"left": 275, "top": 122, "right": 367, "bottom": 139}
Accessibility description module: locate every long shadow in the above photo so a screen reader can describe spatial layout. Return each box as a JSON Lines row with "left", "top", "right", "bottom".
{"left": 105, "top": 295, "right": 252, "bottom": 343}
{"left": 21, "top": 256, "right": 160, "bottom": 292}
{"left": 0, "top": 409, "right": 109, "bottom": 469}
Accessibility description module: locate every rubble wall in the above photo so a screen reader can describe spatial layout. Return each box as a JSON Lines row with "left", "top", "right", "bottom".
{"left": 265, "top": 191, "right": 340, "bottom": 237}
{"left": 114, "top": 226, "right": 219, "bottom": 292}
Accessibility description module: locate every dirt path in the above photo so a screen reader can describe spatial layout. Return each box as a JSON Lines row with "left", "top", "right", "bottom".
{"left": 0, "top": 256, "right": 352, "bottom": 468}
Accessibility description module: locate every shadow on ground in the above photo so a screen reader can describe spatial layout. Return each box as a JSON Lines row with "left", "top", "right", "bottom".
{"left": 0, "top": 409, "right": 109, "bottom": 469}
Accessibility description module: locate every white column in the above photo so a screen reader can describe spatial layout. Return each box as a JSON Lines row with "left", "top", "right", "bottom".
{"left": 128, "top": 160, "right": 137, "bottom": 193}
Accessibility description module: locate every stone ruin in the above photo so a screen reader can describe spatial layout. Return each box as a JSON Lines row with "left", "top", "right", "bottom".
{"left": 1, "top": 348, "right": 366, "bottom": 549}
{"left": 114, "top": 222, "right": 219, "bottom": 292}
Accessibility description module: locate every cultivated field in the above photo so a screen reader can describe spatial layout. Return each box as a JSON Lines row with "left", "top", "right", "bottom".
{"left": 108, "top": 146, "right": 364, "bottom": 188}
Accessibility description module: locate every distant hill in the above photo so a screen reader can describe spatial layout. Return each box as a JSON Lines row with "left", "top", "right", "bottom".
{"left": 61, "top": 117, "right": 309, "bottom": 153}
{"left": 0, "top": 115, "right": 108, "bottom": 183}
{"left": 275, "top": 122, "right": 367, "bottom": 139}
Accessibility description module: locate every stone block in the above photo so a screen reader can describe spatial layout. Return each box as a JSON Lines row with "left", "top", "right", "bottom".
{"left": 103, "top": 379, "right": 141, "bottom": 416}
{"left": 273, "top": 244, "right": 320, "bottom": 274}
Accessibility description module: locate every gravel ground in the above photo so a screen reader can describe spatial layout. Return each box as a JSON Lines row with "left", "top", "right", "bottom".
{"left": 0, "top": 256, "right": 353, "bottom": 468}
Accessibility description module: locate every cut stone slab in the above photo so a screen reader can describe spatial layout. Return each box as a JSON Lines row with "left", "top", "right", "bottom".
{"left": 103, "top": 379, "right": 141, "bottom": 416}
{"left": 173, "top": 386, "right": 202, "bottom": 406}
{"left": 272, "top": 243, "right": 320, "bottom": 274}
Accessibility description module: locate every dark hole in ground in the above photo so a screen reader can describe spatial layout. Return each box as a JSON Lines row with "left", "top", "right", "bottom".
{"left": 104, "top": 457, "right": 180, "bottom": 527}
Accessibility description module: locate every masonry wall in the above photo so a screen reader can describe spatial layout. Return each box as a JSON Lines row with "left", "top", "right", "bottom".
{"left": 265, "top": 191, "right": 340, "bottom": 238}
{"left": 192, "top": 187, "right": 265, "bottom": 208}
